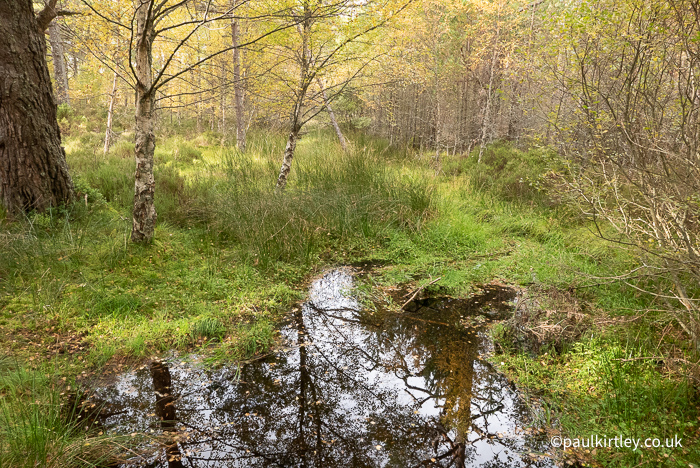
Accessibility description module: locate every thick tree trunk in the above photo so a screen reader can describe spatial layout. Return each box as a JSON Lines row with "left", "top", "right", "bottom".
{"left": 48, "top": 21, "right": 70, "bottom": 106}
{"left": 103, "top": 72, "right": 118, "bottom": 155}
{"left": 231, "top": 6, "right": 246, "bottom": 152}
{"left": 317, "top": 78, "right": 347, "bottom": 152}
{"left": 0, "top": 0, "right": 74, "bottom": 215}
{"left": 131, "top": 0, "right": 157, "bottom": 243}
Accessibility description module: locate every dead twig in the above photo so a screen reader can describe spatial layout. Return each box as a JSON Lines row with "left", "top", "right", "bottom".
{"left": 401, "top": 277, "right": 442, "bottom": 310}
{"left": 613, "top": 356, "right": 664, "bottom": 363}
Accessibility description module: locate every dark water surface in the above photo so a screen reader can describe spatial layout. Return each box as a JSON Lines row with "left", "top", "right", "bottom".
{"left": 95, "top": 269, "right": 554, "bottom": 467}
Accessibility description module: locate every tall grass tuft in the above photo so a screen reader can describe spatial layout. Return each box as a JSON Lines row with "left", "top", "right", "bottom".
{"left": 187, "top": 132, "right": 435, "bottom": 268}
{"left": 0, "top": 362, "right": 118, "bottom": 468}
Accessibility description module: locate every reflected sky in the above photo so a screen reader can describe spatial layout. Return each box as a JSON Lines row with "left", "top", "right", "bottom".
{"left": 95, "top": 269, "right": 554, "bottom": 467}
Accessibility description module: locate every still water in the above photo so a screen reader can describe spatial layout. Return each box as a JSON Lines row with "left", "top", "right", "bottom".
{"left": 95, "top": 269, "right": 554, "bottom": 467}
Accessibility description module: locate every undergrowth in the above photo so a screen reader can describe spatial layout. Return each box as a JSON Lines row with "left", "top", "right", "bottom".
{"left": 0, "top": 127, "right": 697, "bottom": 466}
{"left": 0, "top": 358, "right": 121, "bottom": 467}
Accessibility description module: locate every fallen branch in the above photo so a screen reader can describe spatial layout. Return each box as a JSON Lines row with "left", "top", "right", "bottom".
{"left": 613, "top": 356, "right": 663, "bottom": 363}
{"left": 401, "top": 277, "right": 442, "bottom": 310}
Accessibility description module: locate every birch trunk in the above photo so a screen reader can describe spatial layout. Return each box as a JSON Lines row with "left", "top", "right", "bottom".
{"left": 276, "top": 4, "right": 311, "bottom": 190}
{"left": 131, "top": 0, "right": 157, "bottom": 243}
{"left": 48, "top": 21, "right": 70, "bottom": 105}
{"left": 0, "top": 0, "right": 74, "bottom": 215}
{"left": 220, "top": 61, "right": 226, "bottom": 131}
{"left": 276, "top": 127, "right": 300, "bottom": 191}
{"left": 231, "top": 5, "right": 246, "bottom": 151}
{"left": 103, "top": 72, "right": 118, "bottom": 155}
{"left": 196, "top": 62, "right": 202, "bottom": 133}
{"left": 433, "top": 56, "right": 441, "bottom": 171}
{"left": 317, "top": 78, "right": 347, "bottom": 152}
{"left": 477, "top": 59, "right": 495, "bottom": 164}
{"left": 477, "top": 15, "right": 500, "bottom": 164}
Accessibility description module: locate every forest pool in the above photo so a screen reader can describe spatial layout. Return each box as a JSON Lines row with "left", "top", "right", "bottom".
{"left": 92, "top": 269, "right": 554, "bottom": 467}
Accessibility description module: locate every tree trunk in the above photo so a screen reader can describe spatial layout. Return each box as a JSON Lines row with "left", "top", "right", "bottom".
{"left": 71, "top": 54, "right": 79, "bottom": 78}
{"left": 48, "top": 20, "right": 70, "bottom": 106}
{"left": 275, "top": 5, "right": 311, "bottom": 190}
{"left": 433, "top": 57, "right": 441, "bottom": 171}
{"left": 477, "top": 15, "right": 500, "bottom": 164}
{"left": 220, "top": 61, "right": 226, "bottom": 132}
{"left": 231, "top": 5, "right": 246, "bottom": 151}
{"left": 150, "top": 360, "right": 185, "bottom": 468}
{"left": 210, "top": 102, "right": 215, "bottom": 131}
{"left": 317, "top": 78, "right": 347, "bottom": 152}
{"left": 103, "top": 71, "right": 118, "bottom": 155}
{"left": 477, "top": 48, "right": 496, "bottom": 164}
{"left": 131, "top": 0, "right": 157, "bottom": 243}
{"left": 196, "top": 65, "right": 202, "bottom": 134}
{"left": 276, "top": 126, "right": 300, "bottom": 190}
{"left": 0, "top": 0, "right": 74, "bottom": 215}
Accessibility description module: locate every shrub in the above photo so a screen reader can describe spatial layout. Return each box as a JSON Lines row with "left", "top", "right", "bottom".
{"left": 462, "top": 142, "right": 559, "bottom": 203}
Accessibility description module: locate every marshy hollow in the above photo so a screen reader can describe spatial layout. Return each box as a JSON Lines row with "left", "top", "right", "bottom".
{"left": 93, "top": 270, "right": 553, "bottom": 467}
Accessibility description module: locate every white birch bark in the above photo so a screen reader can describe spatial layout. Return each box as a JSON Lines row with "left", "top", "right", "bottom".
{"left": 276, "top": 4, "right": 311, "bottom": 190}
{"left": 131, "top": 0, "right": 157, "bottom": 243}
{"left": 478, "top": 13, "right": 501, "bottom": 164}
{"left": 103, "top": 71, "right": 118, "bottom": 155}
{"left": 231, "top": 3, "right": 246, "bottom": 152}
{"left": 317, "top": 77, "right": 348, "bottom": 152}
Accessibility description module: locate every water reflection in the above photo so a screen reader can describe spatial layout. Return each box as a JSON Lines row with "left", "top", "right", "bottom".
{"left": 150, "top": 359, "right": 184, "bottom": 468}
{"left": 96, "top": 270, "right": 553, "bottom": 467}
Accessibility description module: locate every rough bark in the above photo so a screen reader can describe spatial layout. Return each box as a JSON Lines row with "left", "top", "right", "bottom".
{"left": 0, "top": 0, "right": 74, "bottom": 215}
{"left": 231, "top": 4, "right": 246, "bottom": 152}
{"left": 317, "top": 78, "right": 347, "bottom": 152}
{"left": 48, "top": 21, "right": 70, "bottom": 105}
{"left": 103, "top": 72, "right": 118, "bottom": 155}
{"left": 131, "top": 0, "right": 157, "bottom": 243}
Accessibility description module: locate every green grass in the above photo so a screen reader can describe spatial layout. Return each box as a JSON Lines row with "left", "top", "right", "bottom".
{"left": 0, "top": 359, "right": 121, "bottom": 467}
{"left": 494, "top": 337, "right": 699, "bottom": 466}
{"left": 0, "top": 127, "right": 698, "bottom": 466}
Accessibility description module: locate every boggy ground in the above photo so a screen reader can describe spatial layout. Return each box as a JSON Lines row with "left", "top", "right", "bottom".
{"left": 86, "top": 270, "right": 555, "bottom": 467}
{"left": 0, "top": 129, "right": 698, "bottom": 467}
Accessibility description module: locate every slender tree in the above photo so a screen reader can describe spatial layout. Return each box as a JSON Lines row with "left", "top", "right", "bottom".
{"left": 82, "top": 0, "right": 295, "bottom": 242}
{"left": 274, "top": 0, "right": 412, "bottom": 190}
{"left": 48, "top": 20, "right": 71, "bottom": 105}
{"left": 477, "top": 5, "right": 501, "bottom": 164}
{"left": 103, "top": 71, "right": 118, "bottom": 154}
{"left": 318, "top": 77, "right": 347, "bottom": 152}
{"left": 231, "top": 0, "right": 246, "bottom": 151}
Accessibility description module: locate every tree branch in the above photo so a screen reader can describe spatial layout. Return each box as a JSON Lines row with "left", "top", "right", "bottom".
{"left": 36, "top": 0, "right": 58, "bottom": 32}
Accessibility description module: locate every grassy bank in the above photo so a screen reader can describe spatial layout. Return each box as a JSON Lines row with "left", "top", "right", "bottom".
{"left": 0, "top": 129, "right": 697, "bottom": 466}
